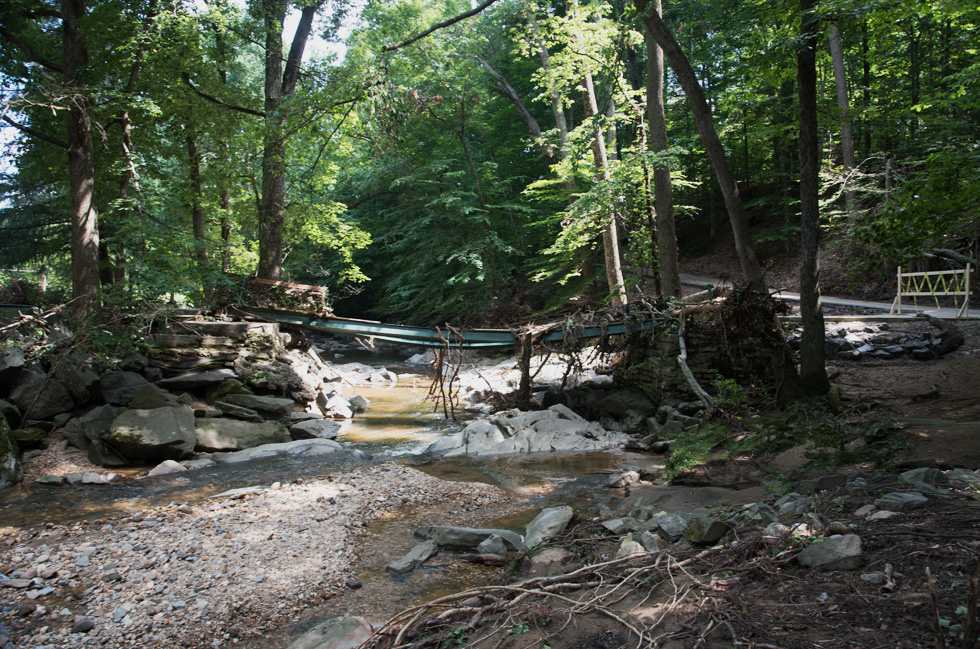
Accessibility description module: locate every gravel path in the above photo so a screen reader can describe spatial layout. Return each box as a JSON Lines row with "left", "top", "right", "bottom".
{"left": 0, "top": 464, "right": 511, "bottom": 648}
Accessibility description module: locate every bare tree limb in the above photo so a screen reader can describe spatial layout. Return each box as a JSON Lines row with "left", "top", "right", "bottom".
{"left": 181, "top": 73, "right": 264, "bottom": 118}
{"left": 1, "top": 114, "right": 68, "bottom": 149}
{"left": 382, "top": 0, "right": 503, "bottom": 52}
{"left": 0, "top": 26, "right": 65, "bottom": 74}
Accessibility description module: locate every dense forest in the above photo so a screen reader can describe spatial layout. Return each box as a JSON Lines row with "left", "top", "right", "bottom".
{"left": 1, "top": 0, "right": 977, "bottom": 327}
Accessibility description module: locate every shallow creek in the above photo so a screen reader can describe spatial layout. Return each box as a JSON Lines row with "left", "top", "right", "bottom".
{"left": 0, "top": 349, "right": 695, "bottom": 647}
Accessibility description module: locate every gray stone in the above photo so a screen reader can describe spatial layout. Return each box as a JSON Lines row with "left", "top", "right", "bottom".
{"left": 476, "top": 534, "right": 509, "bottom": 557}
{"left": 318, "top": 393, "right": 353, "bottom": 419}
{"left": 601, "top": 518, "right": 639, "bottom": 535}
{"left": 386, "top": 540, "right": 438, "bottom": 575}
{"left": 525, "top": 547, "right": 578, "bottom": 578}
{"left": 156, "top": 370, "right": 237, "bottom": 391}
{"left": 289, "top": 419, "right": 341, "bottom": 440}
{"left": 854, "top": 504, "right": 875, "bottom": 517}
{"left": 195, "top": 418, "right": 290, "bottom": 451}
{"left": 62, "top": 404, "right": 118, "bottom": 450}
{"left": 290, "top": 411, "right": 324, "bottom": 422}
{"left": 221, "top": 394, "right": 295, "bottom": 419}
{"left": 209, "top": 438, "right": 342, "bottom": 463}
{"left": 684, "top": 515, "right": 730, "bottom": 545}
{"left": 35, "top": 475, "right": 66, "bottom": 485}
{"left": 53, "top": 351, "right": 100, "bottom": 405}
{"left": 616, "top": 539, "right": 646, "bottom": 558}
{"left": 797, "top": 474, "right": 847, "bottom": 493}
{"left": 142, "top": 366, "right": 164, "bottom": 382}
{"left": 147, "top": 460, "right": 187, "bottom": 476}
{"left": 205, "top": 378, "right": 253, "bottom": 403}
{"left": 118, "top": 354, "right": 148, "bottom": 372}
{"left": 9, "top": 369, "right": 74, "bottom": 420}
{"left": 414, "top": 525, "right": 523, "bottom": 551}
{"left": 868, "top": 510, "right": 899, "bottom": 520}
{"left": 608, "top": 471, "right": 640, "bottom": 488}
{"left": 797, "top": 534, "right": 863, "bottom": 571}
{"left": 212, "top": 401, "right": 263, "bottom": 422}
{"left": 900, "top": 467, "right": 941, "bottom": 485}
{"left": 12, "top": 426, "right": 45, "bottom": 449}
{"left": 286, "top": 615, "right": 374, "bottom": 649}
{"left": 874, "top": 491, "right": 928, "bottom": 510}
{"left": 102, "top": 406, "right": 197, "bottom": 460}
{"left": 87, "top": 440, "right": 130, "bottom": 468}
{"left": 71, "top": 619, "right": 95, "bottom": 634}
{"left": 652, "top": 513, "right": 690, "bottom": 542}
{"left": 348, "top": 394, "right": 369, "bottom": 413}
{"left": 127, "top": 384, "right": 178, "bottom": 410}
{"left": 946, "top": 468, "right": 980, "bottom": 488}
{"left": 775, "top": 493, "right": 813, "bottom": 516}
{"left": 80, "top": 471, "right": 110, "bottom": 485}
{"left": 525, "top": 506, "right": 574, "bottom": 548}
{"left": 762, "top": 523, "right": 790, "bottom": 538}
{"left": 100, "top": 371, "right": 151, "bottom": 405}
{"left": 638, "top": 531, "right": 661, "bottom": 552}
{"left": 734, "top": 502, "right": 779, "bottom": 527}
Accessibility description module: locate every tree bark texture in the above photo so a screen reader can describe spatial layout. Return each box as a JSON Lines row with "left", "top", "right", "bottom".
{"left": 829, "top": 23, "right": 857, "bottom": 222}
{"left": 583, "top": 73, "right": 627, "bottom": 308}
{"left": 257, "top": 1, "right": 321, "bottom": 280}
{"left": 797, "top": 0, "right": 830, "bottom": 395}
{"left": 62, "top": 0, "right": 101, "bottom": 323}
{"left": 636, "top": 0, "right": 767, "bottom": 293}
{"left": 644, "top": 0, "right": 680, "bottom": 298}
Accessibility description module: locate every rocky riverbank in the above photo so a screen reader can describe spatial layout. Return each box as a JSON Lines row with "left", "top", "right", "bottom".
{"left": 0, "top": 464, "right": 514, "bottom": 649}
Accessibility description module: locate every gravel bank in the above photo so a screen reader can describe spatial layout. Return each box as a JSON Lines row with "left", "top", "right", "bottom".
{"left": 0, "top": 464, "right": 511, "bottom": 648}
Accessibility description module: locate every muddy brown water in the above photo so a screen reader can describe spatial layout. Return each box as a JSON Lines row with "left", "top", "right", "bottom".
{"left": 0, "top": 352, "right": 746, "bottom": 648}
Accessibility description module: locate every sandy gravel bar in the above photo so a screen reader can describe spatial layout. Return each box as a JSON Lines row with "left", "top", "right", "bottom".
{"left": 0, "top": 464, "right": 509, "bottom": 648}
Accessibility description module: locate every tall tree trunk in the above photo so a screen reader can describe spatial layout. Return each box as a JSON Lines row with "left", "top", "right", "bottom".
{"left": 220, "top": 187, "right": 232, "bottom": 274}
{"left": 908, "top": 24, "right": 919, "bottom": 141}
{"left": 829, "top": 23, "right": 857, "bottom": 222}
{"left": 583, "top": 73, "right": 627, "bottom": 307}
{"left": 62, "top": 0, "right": 101, "bottom": 323}
{"left": 636, "top": 0, "right": 767, "bottom": 292}
{"left": 187, "top": 134, "right": 212, "bottom": 302}
{"left": 256, "top": 1, "right": 321, "bottom": 280}
{"left": 645, "top": 0, "right": 680, "bottom": 298}
{"left": 798, "top": 0, "right": 829, "bottom": 395}
{"left": 861, "top": 22, "right": 871, "bottom": 157}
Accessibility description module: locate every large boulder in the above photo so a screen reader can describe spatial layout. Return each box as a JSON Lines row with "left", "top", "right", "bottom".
{"left": 220, "top": 394, "right": 294, "bottom": 420}
{"left": 386, "top": 540, "right": 439, "bottom": 575}
{"left": 9, "top": 368, "right": 74, "bottom": 420}
{"left": 101, "top": 406, "right": 196, "bottom": 461}
{"left": 0, "top": 400, "right": 20, "bottom": 428}
{"left": 195, "top": 418, "right": 290, "bottom": 451}
{"left": 797, "top": 534, "right": 863, "bottom": 571}
{"left": 52, "top": 350, "right": 100, "bottom": 405}
{"left": 127, "top": 384, "right": 179, "bottom": 410}
{"left": 286, "top": 616, "right": 374, "bottom": 649}
{"left": 205, "top": 378, "right": 253, "bottom": 403}
{"left": 0, "top": 348, "right": 26, "bottom": 392}
{"left": 100, "top": 371, "right": 150, "bottom": 406}
{"left": 288, "top": 419, "right": 341, "bottom": 440}
{"left": 62, "top": 404, "right": 117, "bottom": 450}
{"left": 0, "top": 413, "right": 22, "bottom": 489}
{"left": 210, "top": 438, "right": 342, "bottom": 463}
{"left": 524, "top": 506, "right": 574, "bottom": 549}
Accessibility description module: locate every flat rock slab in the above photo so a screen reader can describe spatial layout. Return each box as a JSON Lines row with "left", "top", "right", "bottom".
{"left": 414, "top": 526, "right": 523, "bottom": 551}
{"left": 386, "top": 540, "right": 438, "bottom": 575}
{"left": 157, "top": 370, "right": 237, "bottom": 391}
{"left": 210, "top": 438, "right": 342, "bottom": 463}
{"left": 147, "top": 460, "right": 187, "bottom": 476}
{"left": 525, "top": 506, "right": 574, "bottom": 548}
{"left": 286, "top": 615, "right": 374, "bottom": 649}
{"left": 874, "top": 491, "right": 928, "bottom": 510}
{"left": 195, "top": 419, "right": 290, "bottom": 452}
{"left": 222, "top": 394, "right": 295, "bottom": 419}
{"left": 797, "top": 534, "right": 863, "bottom": 571}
